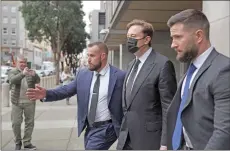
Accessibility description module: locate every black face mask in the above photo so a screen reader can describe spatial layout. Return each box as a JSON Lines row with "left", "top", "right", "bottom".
{"left": 126, "top": 37, "right": 146, "bottom": 54}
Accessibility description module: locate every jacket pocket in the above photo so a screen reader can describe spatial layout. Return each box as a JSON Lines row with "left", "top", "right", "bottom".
{"left": 145, "top": 121, "right": 162, "bottom": 132}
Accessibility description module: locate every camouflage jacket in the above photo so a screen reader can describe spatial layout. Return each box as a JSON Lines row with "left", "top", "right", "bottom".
{"left": 8, "top": 68, "right": 40, "bottom": 105}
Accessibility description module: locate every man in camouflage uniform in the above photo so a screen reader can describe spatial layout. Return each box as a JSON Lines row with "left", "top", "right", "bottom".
{"left": 8, "top": 54, "right": 40, "bottom": 150}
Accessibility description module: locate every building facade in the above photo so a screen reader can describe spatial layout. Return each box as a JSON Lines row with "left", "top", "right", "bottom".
{"left": 101, "top": 1, "right": 230, "bottom": 81}
{"left": 1, "top": 1, "right": 53, "bottom": 69}
{"left": 88, "top": 9, "right": 106, "bottom": 43}
{"left": 1, "top": 1, "right": 21, "bottom": 65}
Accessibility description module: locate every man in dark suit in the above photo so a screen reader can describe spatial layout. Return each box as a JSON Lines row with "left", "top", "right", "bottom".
{"left": 166, "top": 9, "right": 230, "bottom": 150}
{"left": 26, "top": 42, "right": 126, "bottom": 150}
{"left": 116, "top": 19, "right": 177, "bottom": 150}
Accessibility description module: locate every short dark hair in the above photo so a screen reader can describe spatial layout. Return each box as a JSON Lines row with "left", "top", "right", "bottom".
{"left": 167, "top": 9, "right": 210, "bottom": 40}
{"left": 127, "top": 19, "right": 154, "bottom": 46}
{"left": 88, "top": 41, "right": 108, "bottom": 54}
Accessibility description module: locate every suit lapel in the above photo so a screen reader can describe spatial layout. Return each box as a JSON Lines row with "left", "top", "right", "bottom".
{"left": 182, "top": 48, "right": 219, "bottom": 111}
{"left": 123, "top": 60, "right": 135, "bottom": 109}
{"left": 108, "top": 65, "right": 117, "bottom": 105}
{"left": 127, "top": 50, "right": 156, "bottom": 108}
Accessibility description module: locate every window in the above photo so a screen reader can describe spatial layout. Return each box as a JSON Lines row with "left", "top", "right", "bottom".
{"left": 11, "top": 39, "right": 16, "bottom": 46}
{"left": 2, "top": 28, "right": 8, "bottom": 35}
{"left": 3, "top": 17, "right": 8, "bottom": 24}
{"left": 3, "top": 39, "right": 8, "bottom": 45}
{"left": 11, "top": 7, "right": 16, "bottom": 13}
{"left": 3, "top": 6, "right": 8, "bottom": 12}
{"left": 11, "top": 28, "right": 16, "bottom": 35}
{"left": 99, "top": 12, "right": 105, "bottom": 25}
{"left": 11, "top": 18, "right": 16, "bottom": 24}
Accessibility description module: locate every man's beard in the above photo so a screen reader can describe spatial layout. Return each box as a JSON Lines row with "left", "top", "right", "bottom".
{"left": 88, "top": 61, "right": 102, "bottom": 71}
{"left": 177, "top": 43, "right": 199, "bottom": 63}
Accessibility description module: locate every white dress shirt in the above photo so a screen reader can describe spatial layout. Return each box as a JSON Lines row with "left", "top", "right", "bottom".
{"left": 88, "top": 63, "right": 111, "bottom": 122}
{"left": 181, "top": 46, "right": 213, "bottom": 147}
{"left": 126, "top": 47, "right": 152, "bottom": 89}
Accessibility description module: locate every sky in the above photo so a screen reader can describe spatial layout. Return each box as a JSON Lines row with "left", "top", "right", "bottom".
{"left": 82, "top": 1, "right": 101, "bottom": 34}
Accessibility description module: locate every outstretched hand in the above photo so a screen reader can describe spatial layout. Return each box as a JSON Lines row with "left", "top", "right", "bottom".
{"left": 26, "top": 85, "right": 46, "bottom": 101}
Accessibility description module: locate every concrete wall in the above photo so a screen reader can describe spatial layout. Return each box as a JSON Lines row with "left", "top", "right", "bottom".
{"left": 109, "top": 44, "right": 135, "bottom": 71}
{"left": 89, "top": 10, "right": 99, "bottom": 43}
{"left": 108, "top": 50, "right": 113, "bottom": 64}
{"left": 89, "top": 10, "right": 105, "bottom": 43}
{"left": 203, "top": 1, "right": 230, "bottom": 57}
{"left": 120, "top": 44, "right": 135, "bottom": 71}
{"left": 104, "top": 1, "right": 120, "bottom": 29}
{"left": 105, "top": 1, "right": 113, "bottom": 29}
{"left": 152, "top": 31, "right": 181, "bottom": 81}
{"left": 113, "top": 49, "right": 120, "bottom": 68}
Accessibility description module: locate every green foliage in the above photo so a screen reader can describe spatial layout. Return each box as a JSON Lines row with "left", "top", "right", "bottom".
{"left": 20, "top": 1, "right": 88, "bottom": 54}
{"left": 62, "top": 28, "right": 90, "bottom": 55}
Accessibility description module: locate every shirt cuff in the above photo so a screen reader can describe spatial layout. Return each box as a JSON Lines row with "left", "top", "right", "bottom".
{"left": 40, "top": 98, "right": 46, "bottom": 102}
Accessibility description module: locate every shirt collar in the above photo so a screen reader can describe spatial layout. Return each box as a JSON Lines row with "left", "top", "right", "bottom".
{"left": 136, "top": 47, "right": 152, "bottom": 63}
{"left": 94, "top": 63, "right": 109, "bottom": 76}
{"left": 192, "top": 46, "right": 213, "bottom": 69}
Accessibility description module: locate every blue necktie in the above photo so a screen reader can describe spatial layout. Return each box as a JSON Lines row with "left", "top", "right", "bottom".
{"left": 172, "top": 63, "right": 197, "bottom": 150}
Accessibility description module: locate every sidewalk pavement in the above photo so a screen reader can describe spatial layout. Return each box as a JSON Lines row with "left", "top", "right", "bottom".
{"left": 1, "top": 97, "right": 117, "bottom": 150}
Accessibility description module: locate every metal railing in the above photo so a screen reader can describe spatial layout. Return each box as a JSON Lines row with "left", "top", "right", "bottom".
{"left": 1, "top": 75, "right": 56, "bottom": 107}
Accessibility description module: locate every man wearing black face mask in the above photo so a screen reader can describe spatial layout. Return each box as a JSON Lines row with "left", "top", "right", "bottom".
{"left": 117, "top": 19, "right": 177, "bottom": 150}
{"left": 26, "top": 42, "right": 126, "bottom": 150}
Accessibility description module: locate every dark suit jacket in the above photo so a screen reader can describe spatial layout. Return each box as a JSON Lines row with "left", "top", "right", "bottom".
{"left": 44, "top": 65, "right": 126, "bottom": 137}
{"left": 167, "top": 48, "right": 230, "bottom": 150}
{"left": 117, "top": 49, "right": 177, "bottom": 150}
